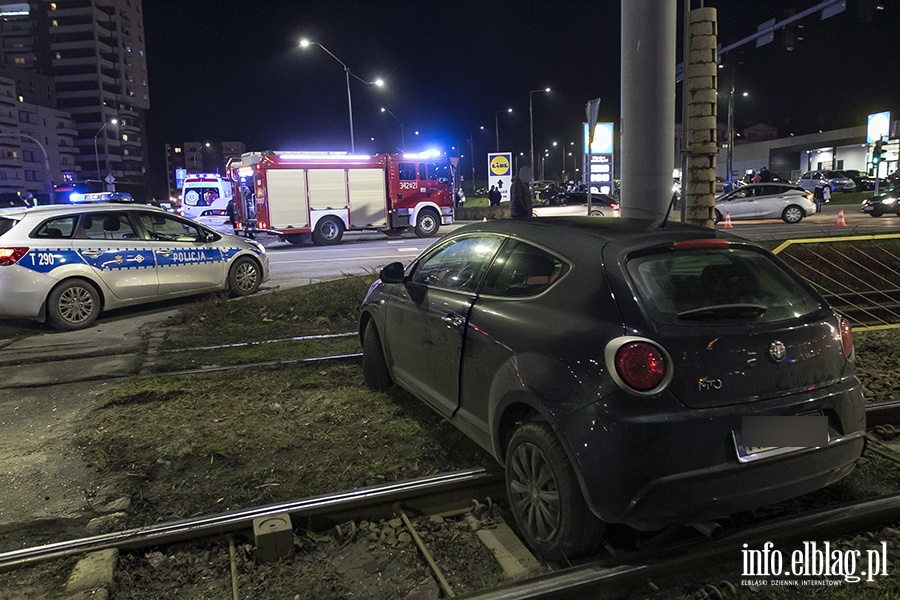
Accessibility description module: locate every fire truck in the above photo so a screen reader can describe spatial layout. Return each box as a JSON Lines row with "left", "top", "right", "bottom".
{"left": 226, "top": 151, "right": 455, "bottom": 245}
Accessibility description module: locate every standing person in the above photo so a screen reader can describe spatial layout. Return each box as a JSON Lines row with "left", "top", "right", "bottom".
{"left": 225, "top": 198, "right": 237, "bottom": 233}
{"left": 509, "top": 165, "right": 533, "bottom": 219}
{"left": 813, "top": 182, "right": 826, "bottom": 213}
{"left": 488, "top": 185, "right": 501, "bottom": 207}
{"left": 759, "top": 166, "right": 772, "bottom": 183}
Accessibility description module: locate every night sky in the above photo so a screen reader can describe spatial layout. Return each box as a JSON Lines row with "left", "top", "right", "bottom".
{"left": 142, "top": 1, "right": 900, "bottom": 193}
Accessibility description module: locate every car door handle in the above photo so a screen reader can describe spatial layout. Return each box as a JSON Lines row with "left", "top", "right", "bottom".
{"left": 156, "top": 250, "right": 172, "bottom": 257}
{"left": 441, "top": 313, "right": 465, "bottom": 328}
{"left": 81, "top": 250, "right": 102, "bottom": 258}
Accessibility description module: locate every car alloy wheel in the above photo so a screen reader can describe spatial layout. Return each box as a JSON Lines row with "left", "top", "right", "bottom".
{"left": 48, "top": 279, "right": 100, "bottom": 330}
{"left": 229, "top": 257, "right": 260, "bottom": 296}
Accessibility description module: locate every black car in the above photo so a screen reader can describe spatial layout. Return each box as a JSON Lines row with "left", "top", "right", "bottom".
{"left": 359, "top": 218, "right": 865, "bottom": 561}
{"left": 842, "top": 169, "right": 882, "bottom": 192}
{"left": 0, "top": 192, "right": 30, "bottom": 210}
{"left": 860, "top": 191, "right": 900, "bottom": 217}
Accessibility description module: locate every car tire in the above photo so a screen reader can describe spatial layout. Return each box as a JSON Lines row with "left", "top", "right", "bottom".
{"left": 362, "top": 320, "right": 393, "bottom": 391}
{"left": 782, "top": 205, "right": 804, "bottom": 224}
{"left": 312, "top": 216, "right": 344, "bottom": 246}
{"left": 505, "top": 422, "right": 604, "bottom": 562}
{"left": 414, "top": 208, "right": 440, "bottom": 238}
{"left": 714, "top": 209, "right": 723, "bottom": 224}
{"left": 869, "top": 211, "right": 884, "bottom": 218}
{"left": 47, "top": 278, "right": 100, "bottom": 331}
{"left": 228, "top": 256, "right": 261, "bottom": 296}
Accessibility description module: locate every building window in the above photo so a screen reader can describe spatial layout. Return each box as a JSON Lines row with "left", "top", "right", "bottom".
{"left": 122, "top": 134, "right": 128, "bottom": 141}
{"left": 50, "top": 2, "right": 57, "bottom": 9}
{"left": 51, "top": 19, "right": 58, "bottom": 26}
{"left": 13, "top": 57, "right": 25, "bottom": 65}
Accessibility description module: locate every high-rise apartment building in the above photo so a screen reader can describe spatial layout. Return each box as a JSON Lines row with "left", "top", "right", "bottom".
{"left": 0, "top": 0, "right": 150, "bottom": 195}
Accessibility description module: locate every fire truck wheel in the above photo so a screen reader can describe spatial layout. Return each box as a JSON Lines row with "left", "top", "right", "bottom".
{"left": 362, "top": 320, "right": 393, "bottom": 391}
{"left": 415, "top": 208, "right": 440, "bottom": 238}
{"left": 312, "top": 216, "right": 344, "bottom": 246}
{"left": 228, "top": 257, "right": 261, "bottom": 296}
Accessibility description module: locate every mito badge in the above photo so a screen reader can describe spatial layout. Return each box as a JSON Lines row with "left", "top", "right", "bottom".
{"left": 487, "top": 152, "right": 513, "bottom": 203}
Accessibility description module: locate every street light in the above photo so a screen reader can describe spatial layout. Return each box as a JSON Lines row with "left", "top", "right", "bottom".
{"left": 94, "top": 118, "right": 117, "bottom": 181}
{"left": 300, "top": 38, "right": 384, "bottom": 154}
{"left": 529, "top": 87, "right": 550, "bottom": 174}
{"left": 494, "top": 107, "right": 512, "bottom": 152}
{"left": 380, "top": 107, "right": 406, "bottom": 151}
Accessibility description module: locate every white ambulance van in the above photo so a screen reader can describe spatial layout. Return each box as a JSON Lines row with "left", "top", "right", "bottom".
{"left": 180, "top": 174, "right": 234, "bottom": 221}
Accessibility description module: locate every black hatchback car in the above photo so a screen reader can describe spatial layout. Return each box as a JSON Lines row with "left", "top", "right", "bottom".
{"left": 359, "top": 218, "right": 865, "bottom": 561}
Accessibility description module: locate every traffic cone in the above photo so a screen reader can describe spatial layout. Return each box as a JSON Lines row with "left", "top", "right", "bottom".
{"left": 482, "top": 216, "right": 487, "bottom": 222}
{"left": 836, "top": 209, "right": 846, "bottom": 226}
{"left": 723, "top": 212, "right": 733, "bottom": 228}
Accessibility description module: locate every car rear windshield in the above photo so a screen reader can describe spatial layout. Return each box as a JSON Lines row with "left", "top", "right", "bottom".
{"left": 0, "top": 217, "right": 17, "bottom": 237}
{"left": 627, "top": 248, "right": 822, "bottom": 324}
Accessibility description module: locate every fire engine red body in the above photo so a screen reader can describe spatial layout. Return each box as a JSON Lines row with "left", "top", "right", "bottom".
{"left": 227, "top": 152, "right": 455, "bottom": 245}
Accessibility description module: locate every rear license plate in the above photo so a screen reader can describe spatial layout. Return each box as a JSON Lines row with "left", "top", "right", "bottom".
{"left": 733, "top": 412, "right": 832, "bottom": 464}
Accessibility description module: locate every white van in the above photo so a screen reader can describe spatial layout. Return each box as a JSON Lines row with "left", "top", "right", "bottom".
{"left": 180, "top": 174, "right": 234, "bottom": 221}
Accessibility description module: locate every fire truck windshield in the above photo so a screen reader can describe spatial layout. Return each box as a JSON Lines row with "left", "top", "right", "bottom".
{"left": 425, "top": 162, "right": 451, "bottom": 184}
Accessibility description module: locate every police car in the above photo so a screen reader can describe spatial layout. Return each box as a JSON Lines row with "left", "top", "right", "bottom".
{"left": 0, "top": 204, "right": 269, "bottom": 330}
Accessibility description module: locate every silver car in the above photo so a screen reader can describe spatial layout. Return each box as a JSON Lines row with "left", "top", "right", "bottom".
{"left": 714, "top": 183, "right": 815, "bottom": 224}
{"left": 0, "top": 204, "right": 268, "bottom": 330}
{"left": 797, "top": 170, "right": 857, "bottom": 193}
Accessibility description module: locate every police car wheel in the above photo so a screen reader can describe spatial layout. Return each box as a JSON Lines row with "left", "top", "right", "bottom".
{"left": 47, "top": 279, "right": 100, "bottom": 331}
{"left": 229, "top": 257, "right": 261, "bottom": 296}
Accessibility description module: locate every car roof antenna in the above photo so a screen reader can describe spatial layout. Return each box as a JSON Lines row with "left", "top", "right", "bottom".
{"left": 659, "top": 190, "right": 678, "bottom": 229}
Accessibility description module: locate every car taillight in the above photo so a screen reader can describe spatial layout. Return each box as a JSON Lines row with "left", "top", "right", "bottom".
{"left": 840, "top": 318, "right": 853, "bottom": 359}
{"left": 615, "top": 341, "right": 667, "bottom": 392}
{"left": 0, "top": 247, "right": 28, "bottom": 266}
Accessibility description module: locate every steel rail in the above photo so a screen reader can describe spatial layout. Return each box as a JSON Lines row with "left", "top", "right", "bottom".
{"left": 866, "top": 400, "right": 900, "bottom": 429}
{"left": 458, "top": 492, "right": 900, "bottom": 600}
{"left": 0, "top": 467, "right": 505, "bottom": 572}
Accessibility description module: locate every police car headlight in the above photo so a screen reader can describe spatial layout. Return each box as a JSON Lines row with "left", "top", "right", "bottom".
{"left": 249, "top": 240, "right": 266, "bottom": 254}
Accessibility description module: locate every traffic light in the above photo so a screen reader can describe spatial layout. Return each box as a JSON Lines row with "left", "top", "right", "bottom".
{"left": 873, "top": 139, "right": 884, "bottom": 166}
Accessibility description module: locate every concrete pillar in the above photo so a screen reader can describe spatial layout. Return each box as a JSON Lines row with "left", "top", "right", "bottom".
{"left": 684, "top": 8, "right": 719, "bottom": 228}
{"left": 621, "top": 0, "right": 677, "bottom": 220}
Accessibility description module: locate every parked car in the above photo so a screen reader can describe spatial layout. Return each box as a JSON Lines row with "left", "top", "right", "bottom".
{"left": 796, "top": 170, "right": 857, "bottom": 193}
{"left": 359, "top": 217, "right": 865, "bottom": 561}
{"left": 536, "top": 192, "right": 619, "bottom": 217}
{"left": 841, "top": 169, "right": 882, "bottom": 191}
{"left": 531, "top": 181, "right": 560, "bottom": 201}
{"left": 0, "top": 204, "right": 268, "bottom": 330}
{"left": 715, "top": 183, "right": 815, "bottom": 223}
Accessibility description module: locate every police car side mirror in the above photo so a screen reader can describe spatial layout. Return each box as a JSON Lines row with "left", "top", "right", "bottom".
{"left": 380, "top": 262, "right": 405, "bottom": 283}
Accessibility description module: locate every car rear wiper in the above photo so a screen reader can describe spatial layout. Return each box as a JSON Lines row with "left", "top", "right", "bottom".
{"left": 677, "top": 304, "right": 768, "bottom": 319}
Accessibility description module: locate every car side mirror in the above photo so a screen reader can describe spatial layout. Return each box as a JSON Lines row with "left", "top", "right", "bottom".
{"left": 380, "top": 261, "right": 405, "bottom": 283}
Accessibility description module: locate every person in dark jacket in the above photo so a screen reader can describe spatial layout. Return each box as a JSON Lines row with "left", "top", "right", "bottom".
{"left": 488, "top": 185, "right": 501, "bottom": 206}
{"left": 509, "top": 166, "right": 533, "bottom": 219}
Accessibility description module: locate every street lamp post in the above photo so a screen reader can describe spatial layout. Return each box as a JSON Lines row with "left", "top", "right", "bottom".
{"left": 300, "top": 39, "right": 384, "bottom": 154}
{"left": 494, "top": 107, "right": 512, "bottom": 152}
{"left": 529, "top": 88, "right": 550, "bottom": 172}
{"left": 380, "top": 107, "right": 406, "bottom": 151}
{"left": 93, "top": 118, "right": 117, "bottom": 181}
